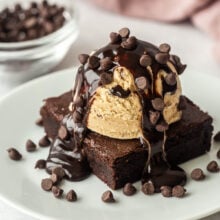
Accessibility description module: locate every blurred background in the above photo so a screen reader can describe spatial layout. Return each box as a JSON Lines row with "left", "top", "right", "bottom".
{"left": 0, "top": 0, "right": 219, "bottom": 219}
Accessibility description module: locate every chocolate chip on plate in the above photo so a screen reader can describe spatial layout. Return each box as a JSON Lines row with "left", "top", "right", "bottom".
{"left": 102, "top": 190, "right": 115, "bottom": 203}
{"left": 52, "top": 186, "right": 63, "bottom": 198}
{"left": 41, "top": 178, "right": 53, "bottom": 191}
{"left": 141, "top": 182, "right": 155, "bottom": 195}
{"left": 159, "top": 43, "right": 171, "bottom": 53}
{"left": 26, "top": 139, "right": 37, "bottom": 152}
{"left": 52, "top": 167, "right": 66, "bottom": 179}
{"left": 35, "top": 118, "right": 43, "bottom": 126}
{"left": 172, "top": 185, "right": 186, "bottom": 198}
{"left": 123, "top": 183, "right": 137, "bottom": 196}
{"left": 66, "top": 189, "right": 77, "bottom": 202}
{"left": 151, "top": 98, "right": 164, "bottom": 111}
{"left": 207, "top": 160, "right": 220, "bottom": 173}
{"left": 135, "top": 76, "right": 148, "bottom": 90}
{"left": 165, "top": 72, "right": 177, "bottom": 86}
{"left": 160, "top": 186, "right": 172, "bottom": 197}
{"left": 51, "top": 173, "right": 61, "bottom": 185}
{"left": 110, "top": 32, "right": 121, "bottom": 44}
{"left": 58, "top": 125, "right": 69, "bottom": 140}
{"left": 39, "top": 135, "right": 51, "bottom": 147}
{"left": 35, "top": 159, "right": 46, "bottom": 169}
{"left": 78, "top": 54, "right": 89, "bottom": 65}
{"left": 190, "top": 168, "right": 205, "bottom": 180}
{"left": 155, "top": 53, "right": 170, "bottom": 64}
{"left": 139, "top": 55, "right": 152, "bottom": 67}
{"left": 119, "top": 27, "right": 130, "bottom": 38}
{"left": 214, "top": 131, "right": 220, "bottom": 142}
{"left": 7, "top": 148, "right": 22, "bottom": 161}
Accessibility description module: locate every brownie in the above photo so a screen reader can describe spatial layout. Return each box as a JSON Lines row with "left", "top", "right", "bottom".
{"left": 40, "top": 91, "right": 72, "bottom": 139}
{"left": 40, "top": 92, "right": 213, "bottom": 189}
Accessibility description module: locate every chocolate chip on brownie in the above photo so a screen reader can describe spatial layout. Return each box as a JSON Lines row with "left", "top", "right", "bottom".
{"left": 78, "top": 54, "right": 89, "bottom": 65}
{"left": 172, "top": 185, "right": 186, "bottom": 198}
{"left": 102, "top": 190, "right": 115, "bottom": 203}
{"left": 7, "top": 148, "right": 22, "bottom": 161}
{"left": 121, "top": 36, "right": 137, "bottom": 50}
{"left": 190, "top": 168, "right": 205, "bottom": 180}
{"left": 142, "top": 182, "right": 155, "bottom": 195}
{"left": 139, "top": 55, "right": 152, "bottom": 67}
{"left": 165, "top": 72, "right": 177, "bottom": 86}
{"left": 39, "top": 135, "right": 51, "bottom": 147}
{"left": 123, "top": 183, "right": 137, "bottom": 196}
{"left": 135, "top": 76, "right": 149, "bottom": 90}
{"left": 207, "top": 160, "right": 220, "bottom": 173}
{"left": 35, "top": 159, "right": 46, "bottom": 169}
{"left": 151, "top": 98, "right": 164, "bottom": 111}
{"left": 160, "top": 186, "right": 172, "bottom": 198}
{"left": 88, "top": 56, "right": 100, "bottom": 69}
{"left": 159, "top": 43, "right": 171, "bottom": 53}
{"left": 100, "top": 57, "right": 113, "bottom": 71}
{"left": 66, "top": 189, "right": 77, "bottom": 202}
{"left": 41, "top": 178, "right": 53, "bottom": 191}
{"left": 100, "top": 72, "right": 113, "bottom": 85}
{"left": 26, "top": 139, "right": 37, "bottom": 152}
{"left": 110, "top": 32, "right": 121, "bottom": 44}
{"left": 155, "top": 52, "right": 170, "bottom": 64}
{"left": 119, "top": 27, "right": 130, "bottom": 38}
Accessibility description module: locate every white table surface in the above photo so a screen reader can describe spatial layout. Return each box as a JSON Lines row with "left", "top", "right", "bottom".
{"left": 0, "top": 0, "right": 220, "bottom": 219}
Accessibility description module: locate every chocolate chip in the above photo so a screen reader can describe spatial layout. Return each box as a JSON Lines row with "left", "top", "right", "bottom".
{"left": 52, "top": 167, "right": 66, "bottom": 179}
{"left": 26, "top": 139, "right": 37, "bottom": 152}
{"left": 170, "top": 55, "right": 186, "bottom": 74}
{"left": 24, "top": 17, "right": 37, "bottom": 28}
{"left": 73, "top": 110, "right": 83, "bottom": 123}
{"left": 100, "top": 57, "right": 113, "bottom": 71}
{"left": 139, "top": 55, "right": 152, "bottom": 67}
{"left": 58, "top": 125, "right": 68, "bottom": 140}
{"left": 52, "top": 186, "right": 63, "bottom": 198}
{"left": 149, "top": 111, "right": 160, "bottom": 125}
{"left": 151, "top": 98, "right": 164, "bottom": 111}
{"left": 88, "top": 56, "right": 100, "bottom": 69}
{"left": 155, "top": 121, "right": 169, "bottom": 132}
{"left": 135, "top": 76, "right": 148, "bottom": 90}
{"left": 191, "top": 168, "right": 205, "bottom": 180}
{"left": 7, "top": 148, "right": 22, "bottom": 161}
{"left": 121, "top": 36, "right": 137, "bottom": 50}
{"left": 66, "top": 189, "right": 77, "bottom": 202}
{"left": 119, "top": 27, "right": 130, "bottom": 38}
{"left": 142, "top": 182, "right": 155, "bottom": 195}
{"left": 214, "top": 132, "right": 220, "bottom": 142}
{"left": 172, "top": 185, "right": 186, "bottom": 198}
{"left": 155, "top": 53, "right": 170, "bottom": 64}
{"left": 35, "top": 159, "right": 46, "bottom": 169}
{"left": 51, "top": 173, "right": 60, "bottom": 185}
{"left": 100, "top": 72, "right": 113, "bottom": 85}
{"left": 39, "top": 135, "right": 51, "bottom": 147}
{"left": 217, "top": 150, "right": 220, "bottom": 159}
{"left": 74, "top": 96, "right": 84, "bottom": 107}
{"left": 110, "top": 32, "right": 121, "bottom": 44}
{"left": 165, "top": 72, "right": 177, "bottom": 86}
{"left": 160, "top": 186, "right": 172, "bottom": 197}
{"left": 207, "top": 160, "right": 220, "bottom": 173}
{"left": 41, "top": 178, "right": 53, "bottom": 191}
{"left": 159, "top": 43, "right": 171, "bottom": 53}
{"left": 101, "top": 190, "right": 115, "bottom": 203}
{"left": 123, "top": 183, "right": 137, "bottom": 196}
{"left": 78, "top": 54, "right": 89, "bottom": 65}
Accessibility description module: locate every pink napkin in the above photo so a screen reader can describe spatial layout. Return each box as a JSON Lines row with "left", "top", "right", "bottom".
{"left": 90, "top": 0, "right": 220, "bottom": 61}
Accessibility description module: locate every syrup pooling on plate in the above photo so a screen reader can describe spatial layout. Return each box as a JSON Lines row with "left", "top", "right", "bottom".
{"left": 46, "top": 28, "right": 187, "bottom": 188}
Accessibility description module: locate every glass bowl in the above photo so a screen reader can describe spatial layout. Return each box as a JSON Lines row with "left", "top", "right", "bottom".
{"left": 0, "top": 0, "right": 79, "bottom": 84}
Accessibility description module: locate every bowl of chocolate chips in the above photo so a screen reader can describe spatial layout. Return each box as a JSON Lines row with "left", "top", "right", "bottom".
{"left": 0, "top": 0, "right": 78, "bottom": 83}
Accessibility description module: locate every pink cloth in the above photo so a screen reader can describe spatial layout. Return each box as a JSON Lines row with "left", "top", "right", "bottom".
{"left": 90, "top": 0, "right": 220, "bottom": 61}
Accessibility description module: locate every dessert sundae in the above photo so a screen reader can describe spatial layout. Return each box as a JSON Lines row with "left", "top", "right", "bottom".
{"left": 40, "top": 28, "right": 213, "bottom": 192}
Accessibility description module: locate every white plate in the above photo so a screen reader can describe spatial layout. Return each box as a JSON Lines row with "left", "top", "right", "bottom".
{"left": 0, "top": 68, "right": 220, "bottom": 220}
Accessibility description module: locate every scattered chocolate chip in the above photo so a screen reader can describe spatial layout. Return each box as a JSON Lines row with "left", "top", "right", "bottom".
{"left": 58, "top": 125, "right": 68, "bottom": 140}
{"left": 121, "top": 36, "right": 137, "bottom": 50}
{"left": 35, "top": 118, "right": 43, "bottom": 126}
{"left": 39, "top": 135, "right": 51, "bottom": 147}
{"left": 149, "top": 111, "right": 160, "bottom": 125}
{"left": 35, "top": 159, "right": 46, "bottom": 169}
{"left": 88, "top": 56, "right": 100, "bottom": 69}
{"left": 41, "top": 178, "right": 53, "bottom": 191}
{"left": 151, "top": 98, "right": 164, "bottom": 111}
{"left": 160, "top": 186, "right": 172, "bottom": 197}
{"left": 7, "top": 148, "right": 22, "bottom": 161}
{"left": 110, "top": 32, "right": 121, "bottom": 44}
{"left": 207, "top": 160, "right": 220, "bottom": 173}
{"left": 52, "top": 186, "right": 63, "bottom": 198}
{"left": 26, "top": 139, "right": 37, "bottom": 152}
{"left": 52, "top": 167, "right": 66, "bottom": 179}
{"left": 66, "top": 189, "right": 77, "bottom": 202}
{"left": 102, "top": 190, "right": 115, "bottom": 203}
{"left": 110, "top": 85, "right": 131, "bottom": 98}
{"left": 100, "top": 57, "right": 113, "bottom": 71}
{"left": 142, "top": 182, "right": 155, "bottom": 195}
{"left": 51, "top": 173, "right": 60, "bottom": 185}
{"left": 159, "top": 43, "right": 171, "bottom": 53}
{"left": 135, "top": 76, "right": 148, "bottom": 90}
{"left": 217, "top": 150, "right": 220, "bottom": 159}
{"left": 100, "top": 72, "right": 113, "bottom": 85}
{"left": 172, "top": 185, "right": 186, "bottom": 198}
{"left": 165, "top": 72, "right": 177, "bottom": 86}
{"left": 214, "top": 132, "right": 220, "bottom": 142}
{"left": 119, "top": 27, "right": 130, "bottom": 38}
{"left": 191, "top": 168, "right": 205, "bottom": 180}
{"left": 123, "top": 183, "right": 137, "bottom": 196}
{"left": 155, "top": 121, "right": 169, "bottom": 132}
{"left": 155, "top": 53, "right": 170, "bottom": 64}
{"left": 139, "top": 55, "right": 152, "bottom": 67}
{"left": 78, "top": 54, "right": 89, "bottom": 65}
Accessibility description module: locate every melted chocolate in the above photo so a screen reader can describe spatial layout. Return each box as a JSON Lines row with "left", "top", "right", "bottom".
{"left": 110, "top": 85, "right": 130, "bottom": 98}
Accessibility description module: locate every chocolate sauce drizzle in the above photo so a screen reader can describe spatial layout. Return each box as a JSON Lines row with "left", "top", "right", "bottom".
{"left": 46, "top": 28, "right": 187, "bottom": 189}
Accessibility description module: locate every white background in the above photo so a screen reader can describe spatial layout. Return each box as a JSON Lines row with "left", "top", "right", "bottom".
{"left": 0, "top": 0, "right": 220, "bottom": 219}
